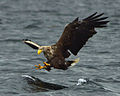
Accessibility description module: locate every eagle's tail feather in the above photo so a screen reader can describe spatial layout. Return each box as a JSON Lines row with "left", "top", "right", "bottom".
{"left": 70, "top": 58, "right": 80, "bottom": 67}
{"left": 66, "top": 58, "right": 80, "bottom": 67}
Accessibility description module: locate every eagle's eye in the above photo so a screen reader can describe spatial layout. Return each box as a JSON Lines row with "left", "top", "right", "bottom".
{"left": 47, "top": 49, "right": 50, "bottom": 51}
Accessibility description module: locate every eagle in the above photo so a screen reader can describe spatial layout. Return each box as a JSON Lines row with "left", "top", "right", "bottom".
{"left": 23, "top": 12, "right": 109, "bottom": 71}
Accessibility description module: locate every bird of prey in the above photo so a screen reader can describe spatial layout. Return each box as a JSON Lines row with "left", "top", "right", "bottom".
{"left": 23, "top": 12, "right": 109, "bottom": 71}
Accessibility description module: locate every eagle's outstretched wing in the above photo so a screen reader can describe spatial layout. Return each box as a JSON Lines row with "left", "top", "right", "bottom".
{"left": 23, "top": 39, "right": 40, "bottom": 49}
{"left": 56, "top": 12, "right": 109, "bottom": 56}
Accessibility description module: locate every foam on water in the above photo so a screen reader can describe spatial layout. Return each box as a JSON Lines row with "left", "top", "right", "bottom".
{"left": 76, "top": 78, "right": 87, "bottom": 85}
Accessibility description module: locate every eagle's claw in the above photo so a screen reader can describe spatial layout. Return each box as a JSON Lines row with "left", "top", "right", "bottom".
{"left": 43, "top": 62, "right": 50, "bottom": 66}
{"left": 34, "top": 62, "right": 50, "bottom": 70}
{"left": 34, "top": 64, "right": 46, "bottom": 70}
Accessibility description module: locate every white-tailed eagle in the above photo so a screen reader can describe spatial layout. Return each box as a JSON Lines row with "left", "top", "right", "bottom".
{"left": 23, "top": 12, "right": 109, "bottom": 71}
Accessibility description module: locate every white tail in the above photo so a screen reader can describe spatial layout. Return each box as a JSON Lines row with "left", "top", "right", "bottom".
{"left": 70, "top": 58, "right": 80, "bottom": 67}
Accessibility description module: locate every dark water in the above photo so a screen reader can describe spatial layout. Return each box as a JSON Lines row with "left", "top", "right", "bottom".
{"left": 0, "top": 0, "right": 120, "bottom": 96}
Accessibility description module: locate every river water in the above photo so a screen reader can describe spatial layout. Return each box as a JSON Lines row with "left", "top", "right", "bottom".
{"left": 0, "top": 0, "right": 120, "bottom": 96}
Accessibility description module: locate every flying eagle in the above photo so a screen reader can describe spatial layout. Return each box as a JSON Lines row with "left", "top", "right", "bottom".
{"left": 23, "top": 12, "right": 109, "bottom": 71}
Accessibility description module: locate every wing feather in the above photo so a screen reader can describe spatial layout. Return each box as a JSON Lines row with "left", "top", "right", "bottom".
{"left": 23, "top": 39, "right": 40, "bottom": 49}
{"left": 56, "top": 12, "right": 109, "bottom": 56}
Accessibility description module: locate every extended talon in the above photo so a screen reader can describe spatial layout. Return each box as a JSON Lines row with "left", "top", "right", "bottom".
{"left": 34, "top": 62, "right": 50, "bottom": 70}
{"left": 34, "top": 64, "right": 47, "bottom": 70}
{"left": 43, "top": 62, "right": 50, "bottom": 66}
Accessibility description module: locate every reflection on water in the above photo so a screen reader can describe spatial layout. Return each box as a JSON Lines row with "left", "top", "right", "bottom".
{"left": 22, "top": 75, "right": 67, "bottom": 92}
{"left": 22, "top": 75, "right": 111, "bottom": 93}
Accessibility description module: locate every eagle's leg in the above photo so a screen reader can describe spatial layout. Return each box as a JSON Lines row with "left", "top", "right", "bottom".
{"left": 34, "top": 62, "right": 50, "bottom": 70}
{"left": 43, "top": 62, "right": 50, "bottom": 66}
{"left": 34, "top": 64, "right": 46, "bottom": 70}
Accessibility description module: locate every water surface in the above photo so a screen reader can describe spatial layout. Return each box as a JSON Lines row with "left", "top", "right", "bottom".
{"left": 0, "top": 0, "right": 120, "bottom": 96}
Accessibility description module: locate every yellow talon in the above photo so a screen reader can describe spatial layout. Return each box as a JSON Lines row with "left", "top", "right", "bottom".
{"left": 35, "top": 68, "right": 39, "bottom": 70}
{"left": 34, "top": 63, "right": 48, "bottom": 70}
{"left": 40, "top": 66, "right": 46, "bottom": 69}
{"left": 34, "top": 62, "right": 50, "bottom": 70}
{"left": 43, "top": 62, "right": 50, "bottom": 66}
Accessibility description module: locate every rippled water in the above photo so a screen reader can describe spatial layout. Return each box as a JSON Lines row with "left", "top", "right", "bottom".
{"left": 0, "top": 0, "right": 120, "bottom": 96}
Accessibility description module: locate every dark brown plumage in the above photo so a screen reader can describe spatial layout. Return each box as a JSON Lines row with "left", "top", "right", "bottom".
{"left": 23, "top": 12, "right": 109, "bottom": 71}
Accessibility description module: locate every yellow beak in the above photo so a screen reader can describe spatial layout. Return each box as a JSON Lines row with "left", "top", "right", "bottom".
{"left": 37, "top": 49, "right": 43, "bottom": 55}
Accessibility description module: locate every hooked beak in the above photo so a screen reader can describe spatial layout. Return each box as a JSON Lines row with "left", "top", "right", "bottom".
{"left": 37, "top": 49, "right": 43, "bottom": 55}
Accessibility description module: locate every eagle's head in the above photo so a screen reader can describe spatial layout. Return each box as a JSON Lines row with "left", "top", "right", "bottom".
{"left": 38, "top": 46, "right": 55, "bottom": 61}
{"left": 37, "top": 46, "right": 51, "bottom": 54}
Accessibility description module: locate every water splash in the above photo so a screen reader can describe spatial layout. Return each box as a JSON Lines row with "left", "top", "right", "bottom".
{"left": 76, "top": 78, "right": 87, "bottom": 85}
